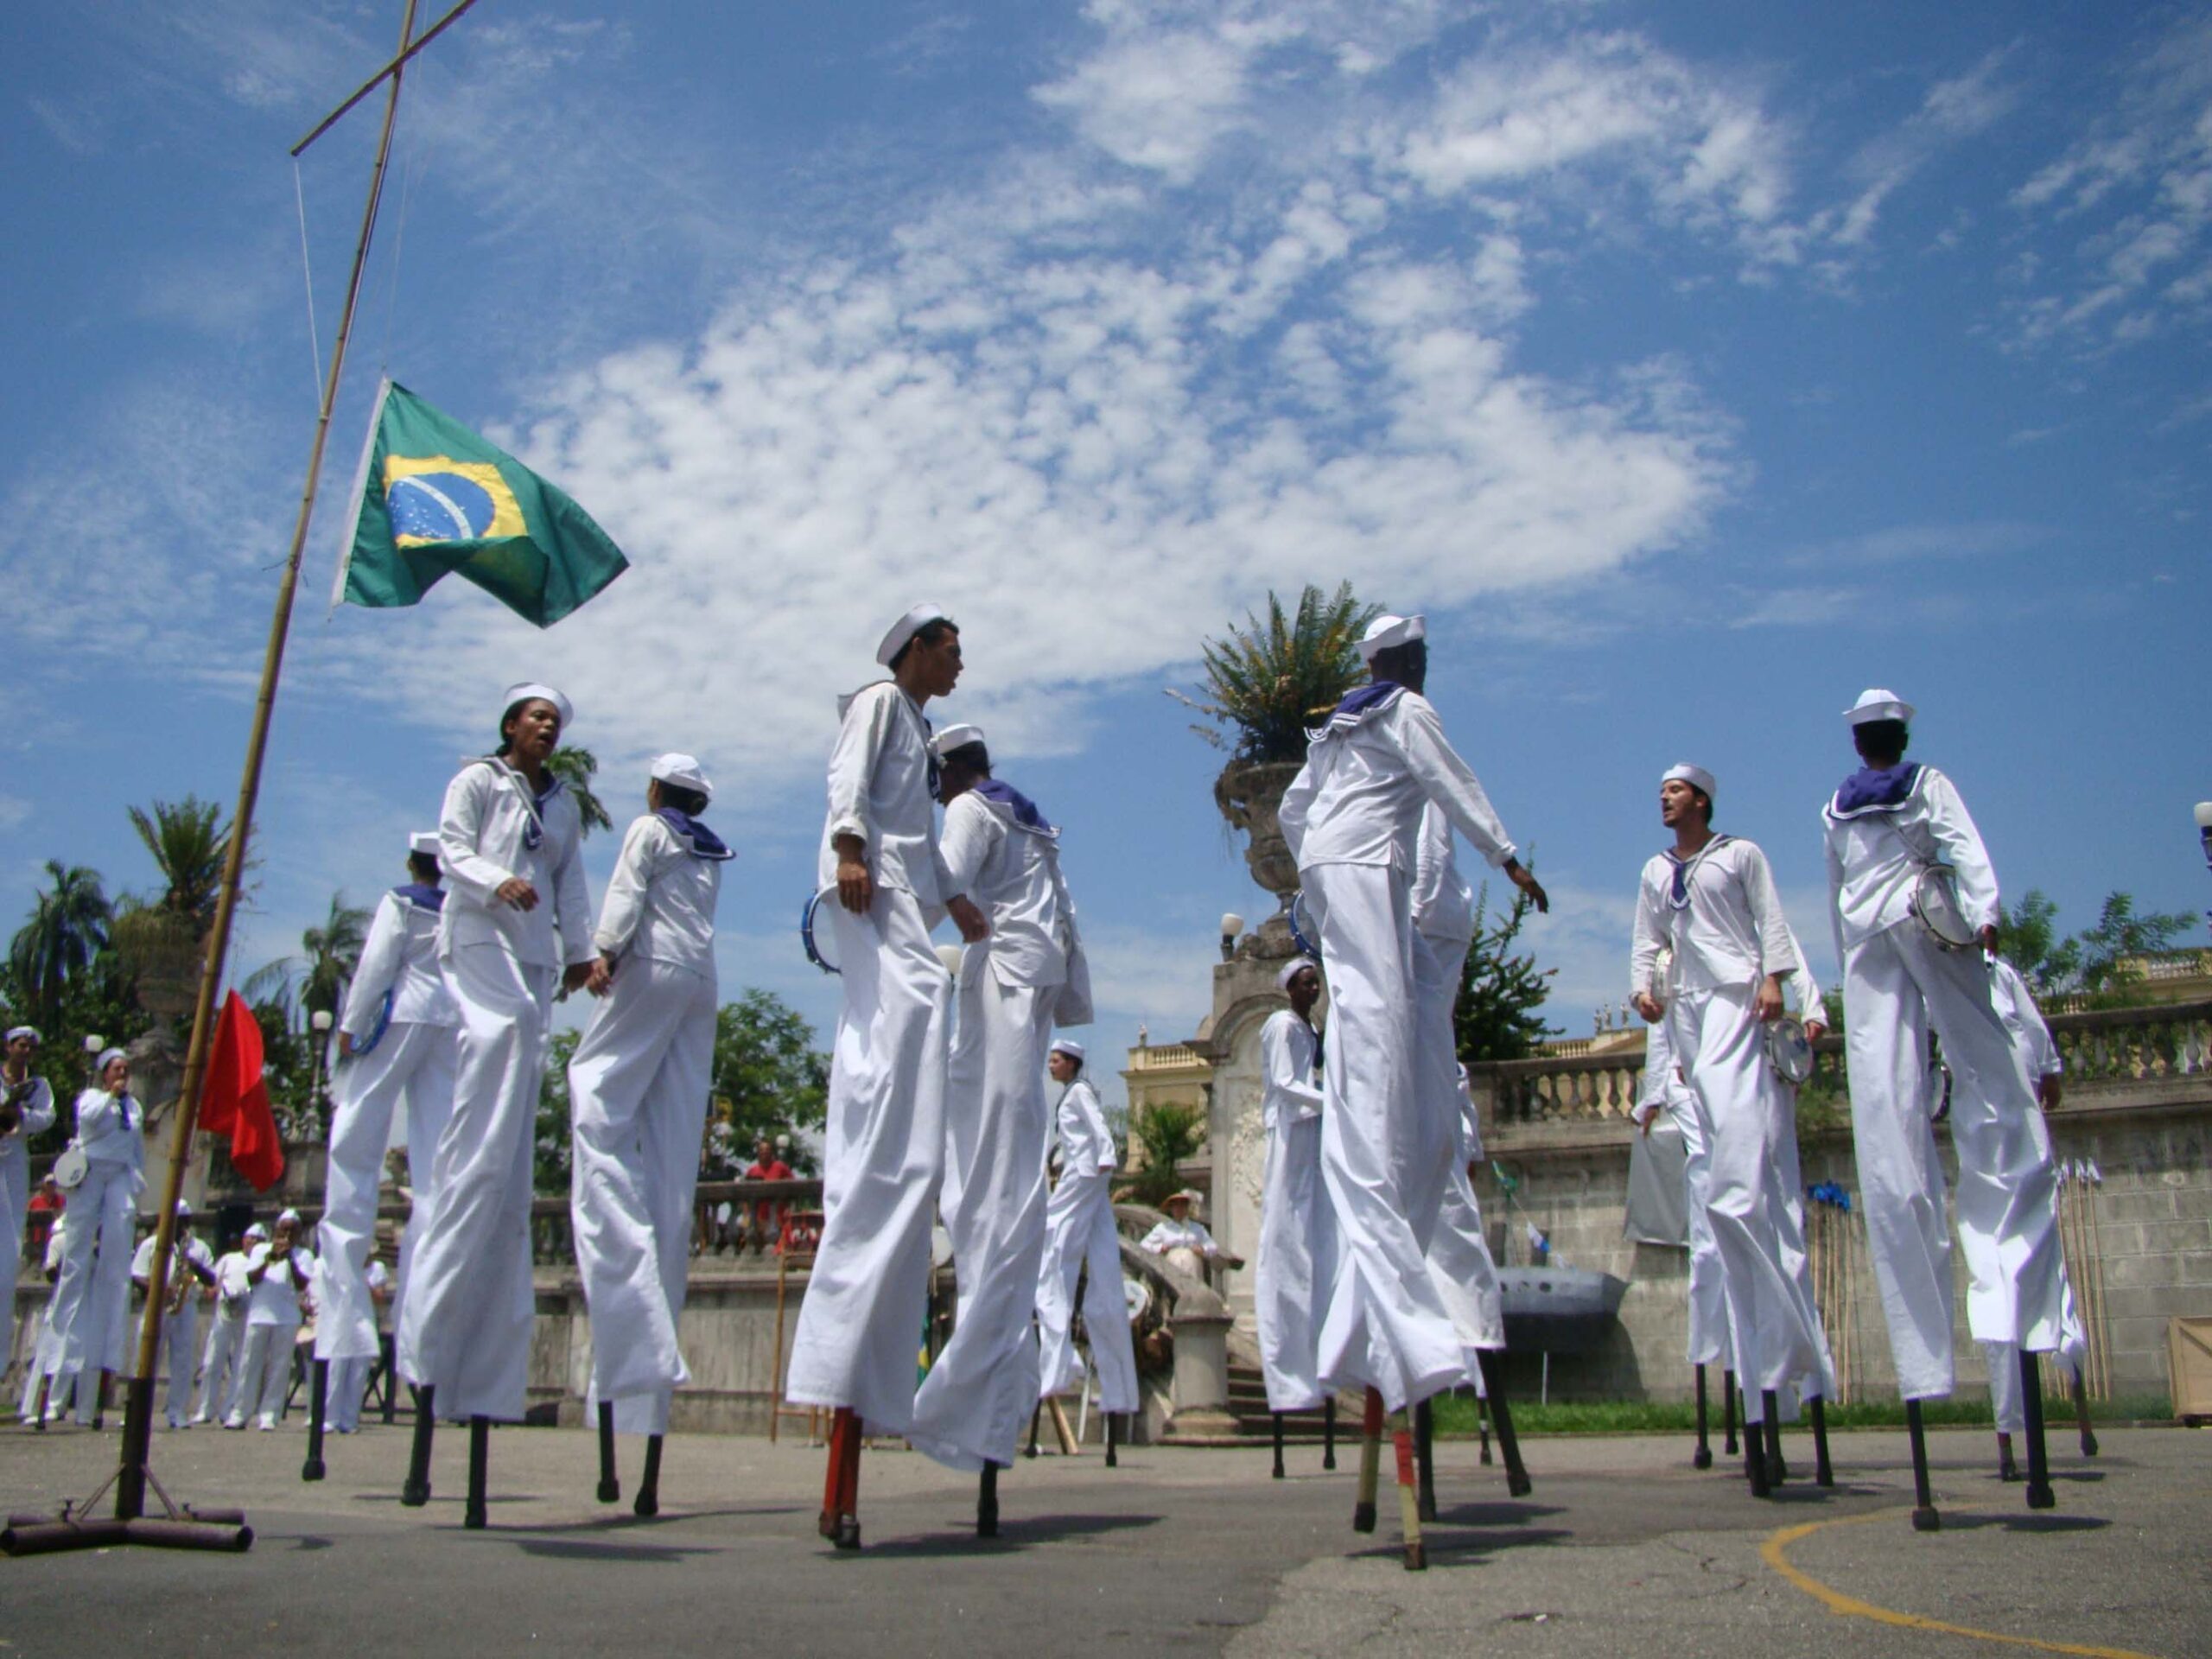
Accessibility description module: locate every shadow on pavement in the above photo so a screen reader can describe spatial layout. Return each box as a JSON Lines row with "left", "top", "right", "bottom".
{"left": 843, "top": 1510, "right": 1163, "bottom": 1556}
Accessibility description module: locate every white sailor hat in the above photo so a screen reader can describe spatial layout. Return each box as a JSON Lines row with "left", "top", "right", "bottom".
{"left": 244, "top": 1223, "right": 270, "bottom": 1242}
{"left": 1048, "top": 1039, "right": 1085, "bottom": 1061}
{"left": 650, "top": 752, "right": 714, "bottom": 802}
{"left": 1662, "top": 763, "right": 1716, "bottom": 801}
{"left": 501, "top": 682, "right": 574, "bottom": 730}
{"left": 877, "top": 603, "right": 955, "bottom": 668}
{"left": 1845, "top": 688, "right": 1915, "bottom": 726}
{"left": 1277, "top": 957, "right": 1319, "bottom": 990}
{"left": 277, "top": 1208, "right": 302, "bottom": 1226}
{"left": 5, "top": 1025, "right": 41, "bottom": 1045}
{"left": 175, "top": 1199, "right": 194, "bottom": 1218}
{"left": 1356, "top": 613, "right": 1426, "bottom": 663}
{"left": 96, "top": 1046, "right": 127, "bottom": 1074}
{"left": 409, "top": 831, "right": 441, "bottom": 857}
{"left": 931, "top": 723, "right": 986, "bottom": 759}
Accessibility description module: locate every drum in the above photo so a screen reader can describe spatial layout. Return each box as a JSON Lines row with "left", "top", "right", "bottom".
{"left": 800, "top": 887, "right": 842, "bottom": 976}
{"left": 53, "top": 1145, "right": 89, "bottom": 1190}
{"left": 1911, "top": 863, "right": 1978, "bottom": 951}
{"left": 1287, "top": 888, "right": 1321, "bottom": 960}
{"left": 1763, "top": 1015, "right": 1815, "bottom": 1086}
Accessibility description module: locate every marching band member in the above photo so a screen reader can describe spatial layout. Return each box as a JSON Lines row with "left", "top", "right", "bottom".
{"left": 908, "top": 725, "right": 1093, "bottom": 1522}
{"left": 227, "top": 1209, "right": 315, "bottom": 1430}
{"left": 1035, "top": 1039, "right": 1140, "bottom": 1450}
{"left": 130, "top": 1199, "right": 216, "bottom": 1428}
{"left": 1255, "top": 959, "right": 1327, "bottom": 1419}
{"left": 194, "top": 1223, "right": 259, "bottom": 1424}
{"left": 43, "top": 1046, "right": 143, "bottom": 1426}
{"left": 316, "top": 833, "right": 460, "bottom": 1421}
{"left": 569, "top": 753, "right": 729, "bottom": 1514}
{"left": 787, "top": 606, "right": 988, "bottom": 1549}
{"left": 1823, "top": 690, "right": 2068, "bottom": 1522}
{"left": 1, "top": 1026, "right": 56, "bottom": 1372}
{"left": 1631, "top": 765, "right": 1825, "bottom": 1497}
{"left": 397, "top": 683, "right": 595, "bottom": 1523}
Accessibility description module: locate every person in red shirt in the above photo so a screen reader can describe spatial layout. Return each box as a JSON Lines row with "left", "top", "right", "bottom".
{"left": 25, "top": 1174, "right": 64, "bottom": 1255}
{"left": 742, "top": 1135, "right": 794, "bottom": 1249}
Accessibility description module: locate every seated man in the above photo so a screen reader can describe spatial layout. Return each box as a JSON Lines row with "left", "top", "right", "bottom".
{"left": 1138, "top": 1189, "right": 1243, "bottom": 1282}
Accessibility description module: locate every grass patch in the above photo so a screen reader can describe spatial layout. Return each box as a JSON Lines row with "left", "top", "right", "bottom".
{"left": 1428, "top": 1390, "right": 2174, "bottom": 1438}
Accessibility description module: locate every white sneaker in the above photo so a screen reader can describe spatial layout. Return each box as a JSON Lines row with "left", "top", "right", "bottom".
{"left": 223, "top": 1414, "right": 246, "bottom": 1430}
{"left": 257, "top": 1414, "right": 276, "bottom": 1431}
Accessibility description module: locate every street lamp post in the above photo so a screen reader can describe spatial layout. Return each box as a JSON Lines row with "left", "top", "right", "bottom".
{"left": 82, "top": 1032, "right": 105, "bottom": 1090}
{"left": 309, "top": 1008, "right": 335, "bottom": 1133}
{"left": 1219, "top": 912, "right": 1245, "bottom": 963}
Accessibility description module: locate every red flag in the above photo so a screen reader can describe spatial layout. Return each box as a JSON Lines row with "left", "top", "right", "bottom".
{"left": 200, "top": 990, "right": 286, "bottom": 1192}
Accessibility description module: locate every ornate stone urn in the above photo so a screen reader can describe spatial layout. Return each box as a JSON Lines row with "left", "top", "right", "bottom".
{"left": 1213, "top": 759, "right": 1302, "bottom": 959}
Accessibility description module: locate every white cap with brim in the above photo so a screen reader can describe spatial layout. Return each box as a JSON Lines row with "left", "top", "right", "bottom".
{"left": 1049, "top": 1039, "right": 1085, "bottom": 1061}
{"left": 877, "top": 603, "right": 953, "bottom": 668}
{"left": 1662, "top": 763, "right": 1716, "bottom": 802}
{"left": 1277, "top": 957, "right": 1319, "bottom": 990}
{"left": 1845, "top": 688, "right": 1915, "bottom": 726}
{"left": 1357, "top": 613, "right": 1427, "bottom": 663}
{"left": 409, "top": 831, "right": 441, "bottom": 858}
{"left": 1165, "top": 1188, "right": 1203, "bottom": 1207}
{"left": 931, "top": 723, "right": 986, "bottom": 759}
{"left": 175, "top": 1199, "right": 193, "bottom": 1218}
{"left": 244, "top": 1223, "right": 270, "bottom": 1242}
{"left": 502, "top": 682, "right": 574, "bottom": 731}
{"left": 96, "top": 1046, "right": 126, "bottom": 1074}
{"left": 5, "top": 1025, "right": 41, "bottom": 1045}
{"left": 278, "top": 1208, "right": 302, "bottom": 1226}
{"left": 650, "top": 752, "right": 714, "bottom": 801}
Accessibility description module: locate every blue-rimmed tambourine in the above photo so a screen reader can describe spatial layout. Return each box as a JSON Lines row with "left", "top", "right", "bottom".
{"left": 801, "top": 886, "right": 842, "bottom": 976}
{"left": 345, "top": 989, "right": 396, "bottom": 1060}
{"left": 1763, "top": 1014, "right": 1815, "bottom": 1086}
{"left": 1287, "top": 888, "right": 1321, "bottom": 960}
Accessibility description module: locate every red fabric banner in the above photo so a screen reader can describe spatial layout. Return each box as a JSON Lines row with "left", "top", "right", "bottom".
{"left": 200, "top": 990, "right": 286, "bottom": 1192}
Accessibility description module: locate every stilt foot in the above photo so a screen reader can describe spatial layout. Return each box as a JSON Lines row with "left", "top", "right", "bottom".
{"left": 2080, "top": 1429, "right": 2099, "bottom": 1458}
{"left": 1351, "top": 1502, "right": 1376, "bottom": 1534}
{"left": 1402, "top": 1541, "right": 1427, "bottom": 1572}
{"left": 1910, "top": 1505, "right": 1941, "bottom": 1532}
{"left": 832, "top": 1516, "right": 861, "bottom": 1550}
{"left": 2025, "top": 1482, "right": 2056, "bottom": 1510}
{"left": 597, "top": 1478, "right": 620, "bottom": 1504}
{"left": 302, "top": 1457, "right": 326, "bottom": 1482}
{"left": 1692, "top": 1446, "right": 1713, "bottom": 1471}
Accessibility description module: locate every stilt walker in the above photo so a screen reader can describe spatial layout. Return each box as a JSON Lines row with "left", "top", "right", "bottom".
{"left": 569, "top": 753, "right": 730, "bottom": 1517}
{"left": 1823, "top": 691, "right": 2071, "bottom": 1528}
{"left": 1037, "top": 1042, "right": 1141, "bottom": 1465}
{"left": 1254, "top": 959, "right": 1328, "bottom": 1467}
{"left": 906, "top": 724, "right": 1092, "bottom": 1532}
{"left": 41, "top": 1052, "right": 146, "bottom": 1427}
{"left": 786, "top": 607, "right": 989, "bottom": 1550}
{"left": 397, "top": 684, "right": 597, "bottom": 1525}
{"left": 1280, "top": 613, "right": 1548, "bottom": 1571}
{"left": 0, "top": 1029, "right": 58, "bottom": 1382}
{"left": 313, "top": 833, "right": 459, "bottom": 1478}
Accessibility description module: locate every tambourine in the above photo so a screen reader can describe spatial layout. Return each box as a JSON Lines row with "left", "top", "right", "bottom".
{"left": 1123, "top": 1273, "right": 1152, "bottom": 1323}
{"left": 53, "top": 1145, "right": 89, "bottom": 1191}
{"left": 346, "top": 990, "right": 396, "bottom": 1061}
{"left": 1287, "top": 889, "right": 1321, "bottom": 960}
{"left": 1911, "top": 863, "right": 1978, "bottom": 951}
{"left": 1763, "top": 1015, "right": 1815, "bottom": 1087}
{"left": 800, "top": 887, "right": 842, "bottom": 976}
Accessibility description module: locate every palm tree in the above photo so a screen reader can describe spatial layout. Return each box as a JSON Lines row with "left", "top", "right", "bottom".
{"left": 8, "top": 861, "right": 113, "bottom": 1023}
{"left": 127, "top": 796, "right": 232, "bottom": 929}
{"left": 546, "top": 745, "right": 613, "bottom": 838}
{"left": 300, "top": 894, "right": 370, "bottom": 1020}
{"left": 1168, "top": 582, "right": 1380, "bottom": 763}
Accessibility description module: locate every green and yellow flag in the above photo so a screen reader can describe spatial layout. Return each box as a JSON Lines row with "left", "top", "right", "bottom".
{"left": 334, "top": 379, "right": 629, "bottom": 628}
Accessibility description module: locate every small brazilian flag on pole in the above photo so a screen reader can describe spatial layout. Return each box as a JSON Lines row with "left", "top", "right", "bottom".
{"left": 334, "top": 378, "right": 629, "bottom": 628}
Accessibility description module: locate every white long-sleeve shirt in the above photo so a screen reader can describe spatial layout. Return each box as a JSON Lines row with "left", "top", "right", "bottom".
{"left": 1053, "top": 1077, "right": 1116, "bottom": 1177}
{"left": 1140, "top": 1216, "right": 1223, "bottom": 1258}
{"left": 131, "top": 1230, "right": 215, "bottom": 1293}
{"left": 1822, "top": 763, "right": 2000, "bottom": 958}
{"left": 939, "top": 789, "right": 1075, "bottom": 989}
{"left": 73, "top": 1086, "right": 143, "bottom": 1173}
{"left": 244, "top": 1243, "right": 316, "bottom": 1327}
{"left": 817, "top": 681, "right": 957, "bottom": 906}
{"left": 438, "top": 759, "right": 594, "bottom": 969}
{"left": 340, "top": 889, "right": 458, "bottom": 1039}
{"left": 1279, "top": 687, "right": 1516, "bottom": 876}
{"left": 1631, "top": 836, "right": 1799, "bottom": 999}
{"left": 1259, "top": 1008, "right": 1322, "bottom": 1133}
{"left": 594, "top": 814, "right": 722, "bottom": 976}
{"left": 1411, "top": 801, "right": 1477, "bottom": 945}
{"left": 1990, "top": 957, "right": 2062, "bottom": 1079}
{"left": 210, "top": 1250, "right": 252, "bottom": 1313}
{"left": 1, "top": 1073, "right": 56, "bottom": 1182}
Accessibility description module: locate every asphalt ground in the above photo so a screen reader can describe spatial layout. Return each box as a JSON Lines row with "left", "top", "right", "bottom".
{"left": 1, "top": 1416, "right": 2204, "bottom": 1656}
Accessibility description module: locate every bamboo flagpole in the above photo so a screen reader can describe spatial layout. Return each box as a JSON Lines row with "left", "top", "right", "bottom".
{"left": 3, "top": 0, "right": 447, "bottom": 1559}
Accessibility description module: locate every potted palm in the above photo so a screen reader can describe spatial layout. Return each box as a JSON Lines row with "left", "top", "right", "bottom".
{"left": 1169, "top": 583, "right": 1376, "bottom": 953}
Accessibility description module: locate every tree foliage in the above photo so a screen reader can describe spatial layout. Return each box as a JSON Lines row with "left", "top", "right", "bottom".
{"left": 126, "top": 795, "right": 232, "bottom": 930}
{"left": 9, "top": 861, "right": 113, "bottom": 1027}
{"left": 1996, "top": 888, "right": 2199, "bottom": 1001}
{"left": 0, "top": 938, "right": 149, "bottom": 1156}
{"left": 1123, "top": 1100, "right": 1202, "bottom": 1205}
{"left": 1453, "top": 879, "right": 1558, "bottom": 1065}
{"left": 1169, "top": 582, "right": 1381, "bottom": 764}
{"left": 547, "top": 746, "right": 614, "bottom": 839}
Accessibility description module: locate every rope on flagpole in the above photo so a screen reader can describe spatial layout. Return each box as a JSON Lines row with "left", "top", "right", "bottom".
{"left": 294, "top": 161, "right": 324, "bottom": 404}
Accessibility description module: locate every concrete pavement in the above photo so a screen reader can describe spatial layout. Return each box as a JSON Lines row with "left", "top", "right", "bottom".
{"left": 2, "top": 1417, "right": 2204, "bottom": 1656}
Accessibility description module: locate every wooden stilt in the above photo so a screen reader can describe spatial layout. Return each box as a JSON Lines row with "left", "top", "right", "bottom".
{"left": 1760, "top": 1390, "right": 1784, "bottom": 1485}
{"left": 633, "top": 1434, "right": 662, "bottom": 1518}
{"left": 1414, "top": 1398, "right": 1437, "bottom": 1523}
{"left": 401, "top": 1384, "right": 435, "bottom": 1507}
{"left": 1393, "top": 1412, "right": 1426, "bottom": 1572}
{"left": 1745, "top": 1401, "right": 1770, "bottom": 1499}
{"left": 2019, "top": 1350, "right": 2055, "bottom": 1510}
{"left": 302, "top": 1357, "right": 328, "bottom": 1482}
{"left": 1104, "top": 1408, "right": 1118, "bottom": 1468}
{"left": 463, "top": 1416, "right": 489, "bottom": 1530}
{"left": 1808, "top": 1395, "right": 1834, "bottom": 1488}
{"left": 1323, "top": 1396, "right": 1336, "bottom": 1471}
{"left": 1693, "top": 1363, "right": 1713, "bottom": 1469}
{"left": 1272, "top": 1412, "right": 1286, "bottom": 1480}
{"left": 2071, "top": 1364, "right": 2098, "bottom": 1458}
{"left": 30, "top": 1373, "right": 50, "bottom": 1431}
{"left": 92, "top": 1370, "right": 111, "bottom": 1430}
{"left": 1721, "top": 1368, "right": 1738, "bottom": 1454}
{"left": 1026, "top": 1400, "right": 1042, "bottom": 1459}
{"left": 1997, "top": 1431, "right": 2021, "bottom": 1482}
{"left": 977, "top": 1462, "right": 999, "bottom": 1539}
{"left": 1476, "top": 1351, "right": 1530, "bottom": 1497}
{"left": 595, "top": 1401, "right": 620, "bottom": 1503}
{"left": 832, "top": 1408, "right": 862, "bottom": 1549}
{"left": 1476, "top": 1394, "right": 1491, "bottom": 1465}
{"left": 1351, "top": 1388, "right": 1382, "bottom": 1533}
{"left": 1906, "top": 1399, "right": 1939, "bottom": 1531}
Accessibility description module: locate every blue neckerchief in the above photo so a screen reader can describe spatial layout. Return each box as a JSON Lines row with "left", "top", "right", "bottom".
{"left": 393, "top": 882, "right": 446, "bottom": 913}
{"left": 921, "top": 711, "right": 943, "bottom": 804}
{"left": 1662, "top": 835, "right": 1732, "bottom": 909}
{"left": 1833, "top": 761, "right": 1919, "bottom": 816}
{"left": 1329, "top": 680, "right": 1404, "bottom": 721}
{"left": 657, "top": 807, "right": 734, "bottom": 861}
{"left": 971, "top": 779, "right": 1055, "bottom": 835}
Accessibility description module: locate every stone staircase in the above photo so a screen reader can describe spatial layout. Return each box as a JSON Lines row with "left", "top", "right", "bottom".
{"left": 1225, "top": 1359, "right": 1338, "bottom": 1445}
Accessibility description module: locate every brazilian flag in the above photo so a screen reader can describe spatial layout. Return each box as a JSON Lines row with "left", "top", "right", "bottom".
{"left": 334, "top": 378, "right": 629, "bottom": 628}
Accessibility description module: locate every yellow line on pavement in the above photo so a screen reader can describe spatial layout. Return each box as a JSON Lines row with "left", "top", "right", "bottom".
{"left": 1759, "top": 1508, "right": 2164, "bottom": 1659}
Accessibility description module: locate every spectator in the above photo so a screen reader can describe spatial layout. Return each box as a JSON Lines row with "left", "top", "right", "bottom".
{"left": 1138, "top": 1189, "right": 1243, "bottom": 1281}
{"left": 743, "top": 1134, "right": 795, "bottom": 1249}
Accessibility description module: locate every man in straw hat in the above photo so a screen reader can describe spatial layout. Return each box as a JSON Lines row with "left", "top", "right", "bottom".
{"left": 787, "top": 606, "right": 988, "bottom": 1549}
{"left": 397, "top": 683, "right": 595, "bottom": 1522}
{"left": 906, "top": 724, "right": 1092, "bottom": 1531}
{"left": 1822, "top": 689, "right": 2069, "bottom": 1523}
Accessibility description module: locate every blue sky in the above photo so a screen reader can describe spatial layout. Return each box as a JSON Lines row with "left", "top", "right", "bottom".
{"left": 4, "top": 1, "right": 2208, "bottom": 1112}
